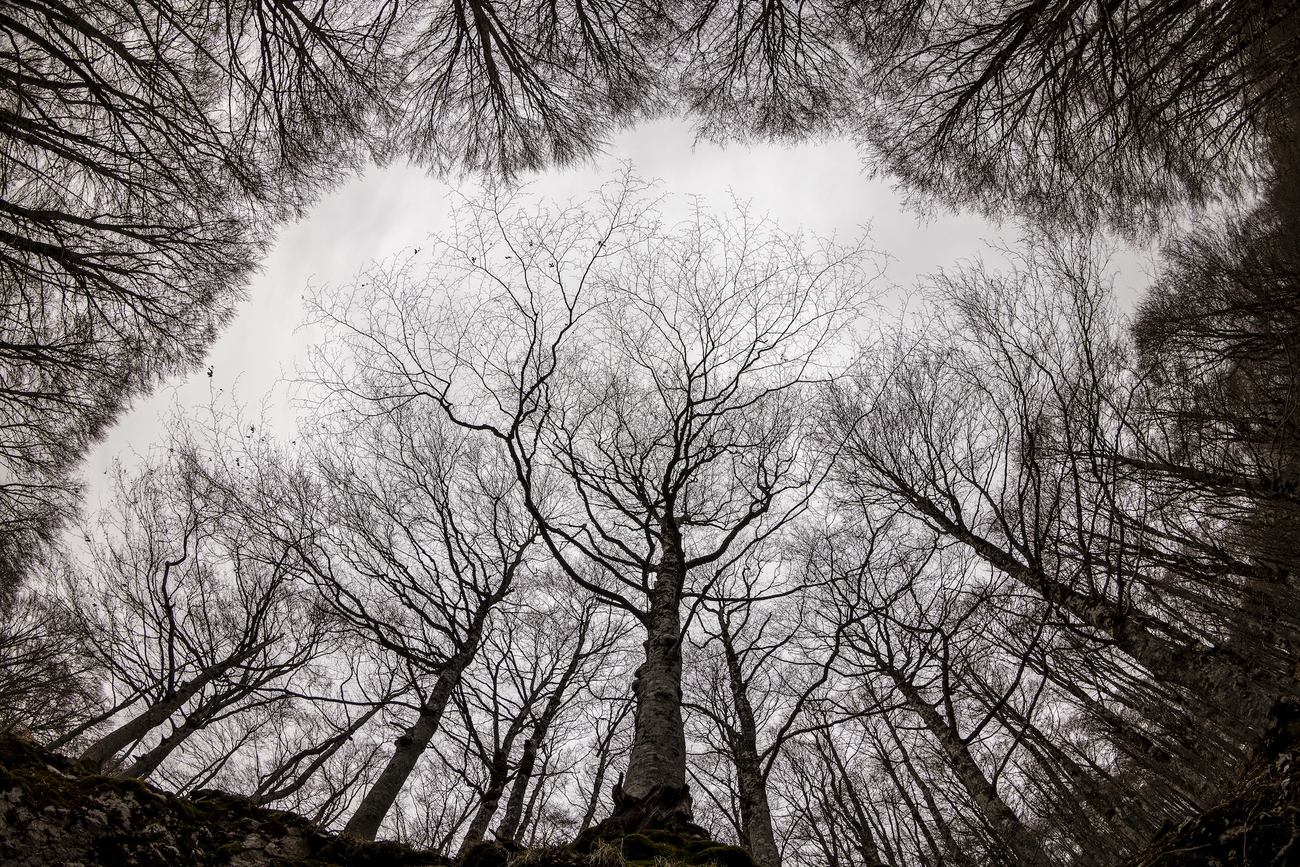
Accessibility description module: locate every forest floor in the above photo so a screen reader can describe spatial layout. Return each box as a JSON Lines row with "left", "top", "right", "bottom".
{"left": 0, "top": 736, "right": 755, "bottom": 867}
{"left": 2, "top": 733, "right": 1297, "bottom": 866}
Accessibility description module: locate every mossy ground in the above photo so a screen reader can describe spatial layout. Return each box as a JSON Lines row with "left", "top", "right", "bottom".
{"left": 0, "top": 738, "right": 757, "bottom": 867}
{"left": 1117, "top": 745, "right": 1300, "bottom": 867}
{"left": 0, "top": 737, "right": 448, "bottom": 866}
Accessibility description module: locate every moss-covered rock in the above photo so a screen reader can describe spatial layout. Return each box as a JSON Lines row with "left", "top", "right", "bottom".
{"left": 565, "top": 826, "right": 759, "bottom": 867}
{"left": 0, "top": 736, "right": 450, "bottom": 867}
{"left": 460, "top": 841, "right": 511, "bottom": 867}
{"left": 1118, "top": 748, "right": 1300, "bottom": 867}
{"left": 0, "top": 737, "right": 764, "bottom": 867}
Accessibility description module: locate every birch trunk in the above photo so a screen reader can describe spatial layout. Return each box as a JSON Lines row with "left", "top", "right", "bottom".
{"left": 888, "top": 669, "right": 1051, "bottom": 867}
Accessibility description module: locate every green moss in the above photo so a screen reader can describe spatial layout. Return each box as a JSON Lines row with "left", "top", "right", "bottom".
{"left": 618, "top": 834, "right": 663, "bottom": 861}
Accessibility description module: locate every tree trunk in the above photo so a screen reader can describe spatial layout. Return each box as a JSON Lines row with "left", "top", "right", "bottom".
{"left": 887, "top": 668, "right": 1051, "bottom": 867}
{"left": 820, "top": 734, "right": 891, "bottom": 867}
{"left": 914, "top": 498, "right": 1285, "bottom": 725}
{"left": 77, "top": 641, "right": 267, "bottom": 769}
{"left": 623, "top": 520, "right": 688, "bottom": 801}
{"left": 578, "top": 713, "right": 624, "bottom": 835}
{"left": 253, "top": 704, "right": 383, "bottom": 806}
{"left": 497, "top": 622, "right": 586, "bottom": 841}
{"left": 458, "top": 742, "right": 514, "bottom": 856}
{"left": 496, "top": 736, "right": 537, "bottom": 841}
{"left": 342, "top": 667, "right": 462, "bottom": 840}
{"left": 120, "top": 708, "right": 210, "bottom": 780}
{"left": 717, "top": 613, "right": 781, "bottom": 867}
{"left": 597, "top": 517, "right": 704, "bottom": 837}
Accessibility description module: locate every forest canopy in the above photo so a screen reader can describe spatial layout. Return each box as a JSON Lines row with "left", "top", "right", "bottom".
{"left": 2, "top": 2, "right": 1299, "bottom": 867}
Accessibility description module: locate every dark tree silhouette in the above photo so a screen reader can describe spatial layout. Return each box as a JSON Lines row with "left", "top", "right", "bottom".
{"left": 308, "top": 177, "right": 872, "bottom": 837}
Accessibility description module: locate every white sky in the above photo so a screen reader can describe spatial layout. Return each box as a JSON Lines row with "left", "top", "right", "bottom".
{"left": 80, "top": 118, "right": 1160, "bottom": 505}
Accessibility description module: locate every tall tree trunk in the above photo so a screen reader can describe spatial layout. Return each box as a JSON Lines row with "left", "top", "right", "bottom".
{"left": 496, "top": 735, "right": 538, "bottom": 841}
{"left": 820, "top": 734, "right": 891, "bottom": 867}
{"left": 717, "top": 613, "right": 781, "bottom": 867}
{"left": 497, "top": 621, "right": 587, "bottom": 841}
{"left": 50, "top": 691, "right": 144, "bottom": 752}
{"left": 77, "top": 639, "right": 269, "bottom": 768}
{"left": 597, "top": 516, "right": 708, "bottom": 837}
{"left": 886, "top": 668, "right": 1051, "bottom": 867}
{"left": 458, "top": 740, "right": 515, "bottom": 856}
{"left": 342, "top": 662, "right": 465, "bottom": 841}
{"left": 253, "top": 704, "right": 383, "bottom": 806}
{"left": 623, "top": 519, "right": 687, "bottom": 802}
{"left": 913, "top": 497, "right": 1285, "bottom": 725}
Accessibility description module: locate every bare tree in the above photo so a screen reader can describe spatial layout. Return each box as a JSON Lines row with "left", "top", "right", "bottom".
{"left": 61, "top": 427, "right": 323, "bottom": 774}
{"left": 309, "top": 176, "right": 872, "bottom": 835}
{"left": 289, "top": 393, "right": 539, "bottom": 841}
{"left": 849, "top": 0, "right": 1300, "bottom": 233}
{"left": 0, "top": 589, "right": 99, "bottom": 744}
{"left": 824, "top": 239, "right": 1295, "bottom": 735}
{"left": 685, "top": 553, "right": 847, "bottom": 867}
{"left": 0, "top": 0, "right": 678, "bottom": 590}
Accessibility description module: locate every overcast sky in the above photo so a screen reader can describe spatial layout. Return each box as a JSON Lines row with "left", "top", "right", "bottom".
{"left": 80, "top": 118, "right": 1159, "bottom": 506}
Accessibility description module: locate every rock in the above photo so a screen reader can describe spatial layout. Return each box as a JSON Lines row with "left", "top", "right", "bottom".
{"left": 0, "top": 737, "right": 450, "bottom": 867}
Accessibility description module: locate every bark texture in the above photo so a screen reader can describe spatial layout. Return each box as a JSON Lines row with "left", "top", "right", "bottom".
{"left": 718, "top": 616, "right": 781, "bottom": 867}
{"left": 888, "top": 668, "right": 1052, "bottom": 867}
{"left": 594, "top": 777, "right": 709, "bottom": 839}
{"left": 341, "top": 668, "right": 462, "bottom": 841}
{"left": 622, "top": 521, "right": 688, "bottom": 802}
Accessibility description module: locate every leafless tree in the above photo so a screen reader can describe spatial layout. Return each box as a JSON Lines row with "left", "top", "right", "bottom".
{"left": 309, "top": 175, "right": 873, "bottom": 835}
{"left": 448, "top": 587, "right": 620, "bottom": 854}
{"left": 849, "top": 0, "right": 1300, "bottom": 234}
{"left": 824, "top": 239, "right": 1295, "bottom": 736}
{"left": 685, "top": 552, "right": 847, "bottom": 867}
{"left": 0, "top": 589, "right": 99, "bottom": 743}
{"left": 0, "top": 0, "right": 680, "bottom": 590}
{"left": 288, "top": 391, "right": 540, "bottom": 841}
{"left": 59, "top": 426, "right": 324, "bottom": 775}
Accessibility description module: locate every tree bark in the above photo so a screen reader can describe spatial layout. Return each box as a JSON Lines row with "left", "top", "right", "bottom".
{"left": 623, "top": 518, "right": 688, "bottom": 801}
{"left": 120, "top": 708, "right": 211, "bottom": 780}
{"left": 887, "top": 668, "right": 1051, "bottom": 867}
{"left": 342, "top": 664, "right": 464, "bottom": 841}
{"left": 717, "top": 614, "right": 781, "bottom": 867}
